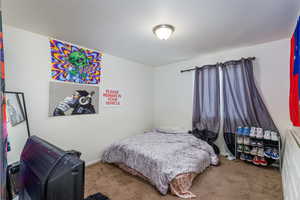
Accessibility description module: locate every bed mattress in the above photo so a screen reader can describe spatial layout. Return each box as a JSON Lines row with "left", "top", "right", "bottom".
{"left": 102, "top": 132, "right": 218, "bottom": 198}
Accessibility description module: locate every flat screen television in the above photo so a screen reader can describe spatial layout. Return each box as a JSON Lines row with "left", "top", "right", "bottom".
{"left": 18, "top": 136, "right": 85, "bottom": 200}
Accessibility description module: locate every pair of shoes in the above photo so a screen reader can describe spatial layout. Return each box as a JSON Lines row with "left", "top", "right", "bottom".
{"left": 253, "top": 156, "right": 268, "bottom": 166}
{"left": 264, "top": 130, "right": 279, "bottom": 141}
{"left": 249, "top": 127, "right": 263, "bottom": 138}
{"left": 250, "top": 147, "right": 264, "bottom": 156}
{"left": 251, "top": 139, "right": 263, "bottom": 147}
{"left": 264, "top": 148, "right": 280, "bottom": 160}
{"left": 256, "top": 128, "right": 264, "bottom": 139}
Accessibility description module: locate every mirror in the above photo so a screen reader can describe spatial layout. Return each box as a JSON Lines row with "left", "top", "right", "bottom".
{"left": 5, "top": 91, "right": 30, "bottom": 165}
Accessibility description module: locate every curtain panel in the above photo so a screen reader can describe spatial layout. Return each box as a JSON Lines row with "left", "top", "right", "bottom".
{"left": 192, "top": 65, "right": 220, "bottom": 137}
{"left": 222, "top": 59, "right": 278, "bottom": 133}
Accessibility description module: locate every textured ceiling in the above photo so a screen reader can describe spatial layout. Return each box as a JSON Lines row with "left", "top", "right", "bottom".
{"left": 3, "top": 0, "right": 300, "bottom": 66}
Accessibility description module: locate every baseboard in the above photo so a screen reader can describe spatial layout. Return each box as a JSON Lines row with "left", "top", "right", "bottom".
{"left": 85, "top": 158, "right": 101, "bottom": 167}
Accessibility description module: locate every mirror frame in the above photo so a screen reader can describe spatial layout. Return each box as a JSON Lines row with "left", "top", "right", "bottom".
{"left": 5, "top": 91, "right": 30, "bottom": 137}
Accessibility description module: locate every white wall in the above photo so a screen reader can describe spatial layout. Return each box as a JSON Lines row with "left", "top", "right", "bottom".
{"left": 7, "top": 122, "right": 28, "bottom": 164}
{"left": 154, "top": 39, "right": 291, "bottom": 137}
{"left": 4, "top": 25, "right": 154, "bottom": 165}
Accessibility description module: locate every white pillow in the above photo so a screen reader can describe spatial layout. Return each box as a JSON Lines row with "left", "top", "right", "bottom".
{"left": 155, "top": 127, "right": 189, "bottom": 134}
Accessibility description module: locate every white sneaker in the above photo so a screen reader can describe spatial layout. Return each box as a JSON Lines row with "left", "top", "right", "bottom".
{"left": 250, "top": 127, "right": 256, "bottom": 138}
{"left": 257, "top": 148, "right": 264, "bottom": 157}
{"left": 264, "top": 130, "right": 271, "bottom": 140}
{"left": 250, "top": 147, "right": 258, "bottom": 155}
{"left": 237, "top": 136, "right": 243, "bottom": 144}
{"left": 256, "top": 128, "right": 263, "bottom": 139}
{"left": 244, "top": 137, "right": 250, "bottom": 145}
{"left": 271, "top": 131, "right": 279, "bottom": 141}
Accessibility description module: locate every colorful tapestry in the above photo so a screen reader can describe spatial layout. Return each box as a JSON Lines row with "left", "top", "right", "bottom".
{"left": 50, "top": 39, "right": 102, "bottom": 84}
{"left": 0, "top": 11, "right": 8, "bottom": 199}
{"left": 290, "top": 16, "right": 300, "bottom": 126}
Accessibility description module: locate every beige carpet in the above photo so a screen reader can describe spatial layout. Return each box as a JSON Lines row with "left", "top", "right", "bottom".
{"left": 85, "top": 157, "right": 282, "bottom": 200}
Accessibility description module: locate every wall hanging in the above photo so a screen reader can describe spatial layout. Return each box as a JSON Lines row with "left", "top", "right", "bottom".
{"left": 290, "top": 16, "right": 300, "bottom": 126}
{"left": 50, "top": 39, "right": 102, "bottom": 84}
{"left": 103, "top": 89, "right": 122, "bottom": 107}
{"left": 6, "top": 93, "right": 25, "bottom": 126}
{"left": 49, "top": 82, "right": 99, "bottom": 117}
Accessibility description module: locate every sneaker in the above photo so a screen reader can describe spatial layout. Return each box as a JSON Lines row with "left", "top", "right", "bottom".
{"left": 271, "top": 148, "right": 280, "bottom": 160}
{"left": 253, "top": 156, "right": 260, "bottom": 165}
{"left": 271, "top": 131, "right": 279, "bottom": 141}
{"left": 260, "top": 157, "right": 268, "bottom": 166}
{"left": 264, "top": 130, "right": 271, "bottom": 140}
{"left": 246, "top": 154, "right": 253, "bottom": 162}
{"left": 243, "top": 127, "right": 250, "bottom": 136}
{"left": 257, "top": 148, "right": 264, "bottom": 157}
{"left": 244, "top": 146, "right": 251, "bottom": 154}
{"left": 250, "top": 127, "right": 256, "bottom": 137}
{"left": 237, "top": 136, "right": 244, "bottom": 144}
{"left": 256, "top": 140, "right": 263, "bottom": 147}
{"left": 250, "top": 147, "right": 258, "bottom": 155}
{"left": 264, "top": 147, "right": 272, "bottom": 158}
{"left": 244, "top": 137, "right": 250, "bottom": 145}
{"left": 256, "top": 128, "right": 264, "bottom": 139}
{"left": 240, "top": 153, "right": 246, "bottom": 161}
{"left": 237, "top": 145, "right": 244, "bottom": 152}
{"left": 250, "top": 139, "right": 257, "bottom": 146}
{"left": 237, "top": 127, "right": 244, "bottom": 136}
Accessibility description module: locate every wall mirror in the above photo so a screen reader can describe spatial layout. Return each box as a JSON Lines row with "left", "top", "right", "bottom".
{"left": 5, "top": 91, "right": 30, "bottom": 165}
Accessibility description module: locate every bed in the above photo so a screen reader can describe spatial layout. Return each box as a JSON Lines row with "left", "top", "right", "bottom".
{"left": 101, "top": 130, "right": 219, "bottom": 198}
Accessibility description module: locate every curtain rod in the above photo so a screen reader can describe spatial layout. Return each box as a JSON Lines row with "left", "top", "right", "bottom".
{"left": 180, "top": 57, "right": 256, "bottom": 73}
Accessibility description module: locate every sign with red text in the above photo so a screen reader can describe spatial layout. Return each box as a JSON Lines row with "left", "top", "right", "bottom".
{"left": 103, "top": 89, "right": 122, "bottom": 107}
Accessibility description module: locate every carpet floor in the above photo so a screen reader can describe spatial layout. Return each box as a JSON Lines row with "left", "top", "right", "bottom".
{"left": 85, "top": 156, "right": 282, "bottom": 200}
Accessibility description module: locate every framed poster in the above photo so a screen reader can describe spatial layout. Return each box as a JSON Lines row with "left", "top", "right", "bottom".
{"left": 6, "top": 93, "right": 25, "bottom": 126}
{"left": 103, "top": 89, "right": 122, "bottom": 107}
{"left": 49, "top": 82, "right": 100, "bottom": 117}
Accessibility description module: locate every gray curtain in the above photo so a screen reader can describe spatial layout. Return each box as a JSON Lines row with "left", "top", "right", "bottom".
{"left": 222, "top": 58, "right": 278, "bottom": 133}
{"left": 192, "top": 65, "right": 220, "bottom": 136}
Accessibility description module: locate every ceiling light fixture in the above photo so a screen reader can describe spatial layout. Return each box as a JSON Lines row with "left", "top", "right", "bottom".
{"left": 153, "top": 24, "right": 175, "bottom": 40}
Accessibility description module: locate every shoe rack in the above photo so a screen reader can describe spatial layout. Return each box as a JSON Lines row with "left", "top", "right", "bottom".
{"left": 234, "top": 127, "right": 281, "bottom": 170}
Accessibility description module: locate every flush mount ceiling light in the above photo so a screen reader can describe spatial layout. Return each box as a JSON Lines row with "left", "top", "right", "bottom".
{"left": 153, "top": 24, "right": 175, "bottom": 40}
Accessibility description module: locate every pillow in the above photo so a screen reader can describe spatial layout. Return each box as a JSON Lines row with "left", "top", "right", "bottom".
{"left": 154, "top": 127, "right": 189, "bottom": 134}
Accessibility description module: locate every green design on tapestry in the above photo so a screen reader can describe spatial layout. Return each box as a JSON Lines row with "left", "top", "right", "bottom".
{"left": 68, "top": 50, "right": 90, "bottom": 79}
{"left": 68, "top": 50, "right": 89, "bottom": 68}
